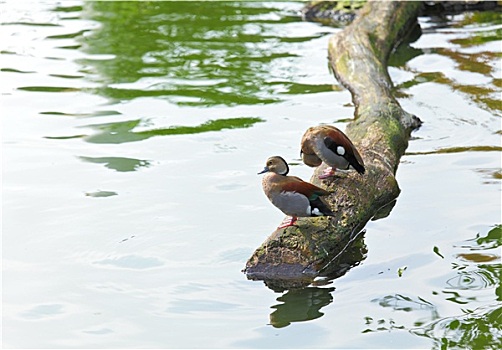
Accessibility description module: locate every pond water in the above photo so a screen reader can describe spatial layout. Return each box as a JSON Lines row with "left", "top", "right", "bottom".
{"left": 2, "top": 1, "right": 501, "bottom": 348}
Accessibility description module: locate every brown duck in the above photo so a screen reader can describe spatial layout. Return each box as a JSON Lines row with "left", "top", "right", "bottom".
{"left": 258, "top": 156, "right": 334, "bottom": 228}
{"left": 301, "top": 125, "right": 365, "bottom": 179}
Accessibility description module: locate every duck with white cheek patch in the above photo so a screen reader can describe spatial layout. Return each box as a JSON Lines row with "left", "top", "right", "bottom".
{"left": 258, "top": 156, "right": 334, "bottom": 229}
{"left": 301, "top": 125, "right": 365, "bottom": 179}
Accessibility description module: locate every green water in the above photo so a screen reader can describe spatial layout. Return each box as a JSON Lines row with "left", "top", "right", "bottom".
{"left": 2, "top": 1, "right": 501, "bottom": 348}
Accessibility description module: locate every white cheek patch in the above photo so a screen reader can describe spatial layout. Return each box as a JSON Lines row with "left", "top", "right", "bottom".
{"left": 311, "top": 208, "right": 322, "bottom": 216}
{"left": 337, "top": 146, "right": 345, "bottom": 156}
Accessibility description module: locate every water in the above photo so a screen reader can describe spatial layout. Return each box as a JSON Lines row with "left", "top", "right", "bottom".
{"left": 2, "top": 1, "right": 501, "bottom": 348}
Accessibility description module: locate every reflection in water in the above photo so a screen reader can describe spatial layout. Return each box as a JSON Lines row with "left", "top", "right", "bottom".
{"left": 368, "top": 225, "right": 502, "bottom": 347}
{"left": 459, "top": 225, "right": 502, "bottom": 251}
{"left": 441, "top": 290, "right": 476, "bottom": 305}
{"left": 411, "top": 303, "right": 502, "bottom": 350}
{"left": 259, "top": 232, "right": 367, "bottom": 328}
{"left": 388, "top": 43, "right": 423, "bottom": 69}
{"left": 79, "top": 156, "right": 152, "bottom": 172}
{"left": 456, "top": 253, "right": 499, "bottom": 263}
{"left": 269, "top": 286, "right": 335, "bottom": 328}
{"left": 405, "top": 145, "right": 502, "bottom": 156}
{"left": 77, "top": 1, "right": 323, "bottom": 107}
{"left": 39, "top": 110, "right": 121, "bottom": 117}
{"left": 17, "top": 86, "right": 80, "bottom": 93}
{"left": 475, "top": 168, "right": 502, "bottom": 185}
{"left": 318, "top": 229, "right": 368, "bottom": 279}
{"left": 396, "top": 12, "right": 502, "bottom": 116}
{"left": 20, "top": 304, "right": 65, "bottom": 320}
{"left": 362, "top": 317, "right": 406, "bottom": 333}
{"left": 446, "top": 268, "right": 499, "bottom": 290}
{"left": 276, "top": 82, "right": 341, "bottom": 95}
{"left": 46, "top": 117, "right": 264, "bottom": 144}
{"left": 447, "top": 225, "right": 502, "bottom": 299}
{"left": 84, "top": 190, "right": 118, "bottom": 198}
{"left": 370, "top": 199, "right": 397, "bottom": 221}
{"left": 364, "top": 294, "right": 440, "bottom": 334}
{"left": 1, "top": 68, "right": 36, "bottom": 74}
{"left": 372, "top": 294, "right": 439, "bottom": 318}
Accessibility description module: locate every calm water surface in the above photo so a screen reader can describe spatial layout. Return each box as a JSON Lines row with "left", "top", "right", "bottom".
{"left": 2, "top": 1, "right": 501, "bottom": 348}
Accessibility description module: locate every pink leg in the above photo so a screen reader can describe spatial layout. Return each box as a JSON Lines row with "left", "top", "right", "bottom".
{"left": 277, "top": 216, "right": 298, "bottom": 229}
{"left": 318, "top": 167, "right": 335, "bottom": 179}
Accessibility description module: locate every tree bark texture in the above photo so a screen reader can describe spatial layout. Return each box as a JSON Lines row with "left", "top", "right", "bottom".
{"left": 244, "top": 1, "right": 422, "bottom": 289}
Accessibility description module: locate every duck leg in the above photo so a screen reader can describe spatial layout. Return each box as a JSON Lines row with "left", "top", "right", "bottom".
{"left": 318, "top": 167, "right": 335, "bottom": 179}
{"left": 277, "top": 216, "right": 298, "bottom": 229}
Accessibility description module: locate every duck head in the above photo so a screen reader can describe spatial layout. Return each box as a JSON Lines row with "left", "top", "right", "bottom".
{"left": 258, "top": 156, "right": 289, "bottom": 176}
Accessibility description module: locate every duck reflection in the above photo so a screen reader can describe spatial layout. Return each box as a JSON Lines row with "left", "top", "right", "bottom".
{"left": 269, "top": 286, "right": 335, "bottom": 328}
{"left": 265, "top": 231, "right": 367, "bottom": 328}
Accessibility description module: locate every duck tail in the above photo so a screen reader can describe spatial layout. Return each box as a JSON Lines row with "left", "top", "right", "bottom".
{"left": 310, "top": 197, "right": 335, "bottom": 217}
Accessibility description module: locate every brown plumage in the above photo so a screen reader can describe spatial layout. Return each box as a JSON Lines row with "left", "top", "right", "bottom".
{"left": 258, "top": 156, "right": 334, "bottom": 228}
{"left": 301, "top": 125, "right": 365, "bottom": 179}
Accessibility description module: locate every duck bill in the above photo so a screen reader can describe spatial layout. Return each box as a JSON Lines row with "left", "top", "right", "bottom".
{"left": 258, "top": 167, "right": 269, "bottom": 175}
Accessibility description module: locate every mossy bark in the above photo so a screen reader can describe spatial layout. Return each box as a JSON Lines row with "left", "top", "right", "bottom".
{"left": 244, "top": 1, "right": 422, "bottom": 288}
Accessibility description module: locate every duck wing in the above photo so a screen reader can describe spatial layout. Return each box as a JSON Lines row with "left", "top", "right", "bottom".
{"left": 323, "top": 128, "right": 365, "bottom": 174}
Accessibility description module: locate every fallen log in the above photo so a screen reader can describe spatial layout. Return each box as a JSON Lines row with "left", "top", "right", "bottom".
{"left": 244, "top": 1, "right": 422, "bottom": 290}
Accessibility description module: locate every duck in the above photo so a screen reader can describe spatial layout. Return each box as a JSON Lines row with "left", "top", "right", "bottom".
{"left": 300, "top": 125, "right": 365, "bottom": 179}
{"left": 258, "top": 156, "right": 334, "bottom": 229}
